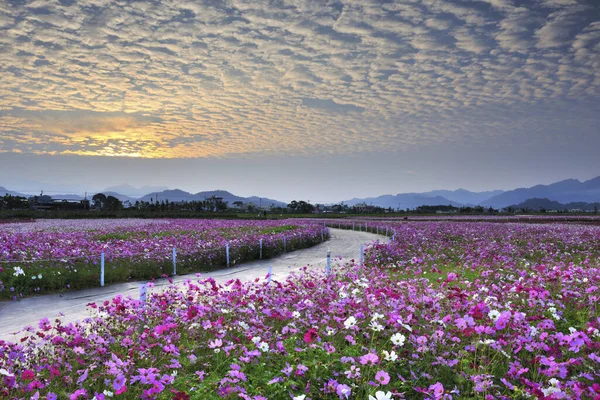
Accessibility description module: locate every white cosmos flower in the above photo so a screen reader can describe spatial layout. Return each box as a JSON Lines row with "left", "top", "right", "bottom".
{"left": 369, "top": 391, "right": 393, "bottom": 400}
{"left": 370, "top": 321, "right": 384, "bottom": 332}
{"left": 344, "top": 316, "right": 357, "bottom": 329}
{"left": 13, "top": 267, "right": 25, "bottom": 277}
{"left": 488, "top": 310, "right": 501, "bottom": 321}
{"left": 293, "top": 395, "right": 306, "bottom": 400}
{"left": 390, "top": 333, "right": 406, "bottom": 346}
{"left": 258, "top": 342, "right": 269, "bottom": 352}
{"left": 382, "top": 350, "right": 398, "bottom": 361}
{"left": 372, "top": 312, "right": 384, "bottom": 320}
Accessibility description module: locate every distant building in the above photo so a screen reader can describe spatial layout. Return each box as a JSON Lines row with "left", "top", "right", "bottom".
{"left": 354, "top": 203, "right": 379, "bottom": 213}
{"left": 29, "top": 194, "right": 90, "bottom": 211}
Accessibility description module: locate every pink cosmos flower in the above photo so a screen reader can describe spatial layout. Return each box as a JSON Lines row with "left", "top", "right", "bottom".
{"left": 304, "top": 328, "right": 318, "bottom": 344}
{"left": 360, "top": 353, "right": 379, "bottom": 366}
{"left": 375, "top": 370, "right": 390, "bottom": 385}
{"left": 429, "top": 382, "right": 445, "bottom": 399}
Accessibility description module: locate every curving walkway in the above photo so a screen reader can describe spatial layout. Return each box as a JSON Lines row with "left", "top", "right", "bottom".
{"left": 0, "top": 228, "right": 386, "bottom": 341}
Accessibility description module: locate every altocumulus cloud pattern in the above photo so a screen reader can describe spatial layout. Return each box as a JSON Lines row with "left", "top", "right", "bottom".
{"left": 0, "top": 0, "right": 599, "bottom": 158}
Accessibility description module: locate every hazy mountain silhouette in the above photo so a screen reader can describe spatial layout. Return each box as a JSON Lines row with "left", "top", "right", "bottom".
{"left": 480, "top": 176, "right": 600, "bottom": 208}
{"left": 507, "top": 198, "right": 600, "bottom": 212}
{"left": 103, "top": 184, "right": 169, "bottom": 197}
{"left": 137, "top": 189, "right": 287, "bottom": 208}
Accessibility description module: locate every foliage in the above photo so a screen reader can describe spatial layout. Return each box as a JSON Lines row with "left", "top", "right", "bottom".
{"left": 0, "top": 219, "right": 329, "bottom": 299}
{"left": 0, "top": 220, "right": 599, "bottom": 399}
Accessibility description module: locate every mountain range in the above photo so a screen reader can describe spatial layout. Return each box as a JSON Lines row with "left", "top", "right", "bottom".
{"left": 137, "top": 190, "right": 287, "bottom": 208}
{"left": 339, "top": 176, "right": 600, "bottom": 209}
{"left": 1, "top": 175, "right": 599, "bottom": 210}
{"left": 478, "top": 177, "right": 600, "bottom": 208}
{"left": 506, "top": 198, "right": 600, "bottom": 212}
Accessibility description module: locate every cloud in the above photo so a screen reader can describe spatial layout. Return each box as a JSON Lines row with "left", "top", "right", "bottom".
{"left": 301, "top": 97, "right": 365, "bottom": 113}
{"left": 0, "top": 0, "right": 597, "bottom": 159}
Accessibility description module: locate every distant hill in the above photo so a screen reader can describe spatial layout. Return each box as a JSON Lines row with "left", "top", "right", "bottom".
{"left": 342, "top": 193, "right": 463, "bottom": 210}
{"left": 421, "top": 189, "right": 504, "bottom": 205}
{"left": 0, "top": 186, "right": 28, "bottom": 197}
{"left": 100, "top": 192, "right": 138, "bottom": 203}
{"left": 138, "top": 189, "right": 287, "bottom": 208}
{"left": 507, "top": 198, "right": 600, "bottom": 212}
{"left": 103, "top": 184, "right": 169, "bottom": 197}
{"left": 480, "top": 176, "right": 600, "bottom": 208}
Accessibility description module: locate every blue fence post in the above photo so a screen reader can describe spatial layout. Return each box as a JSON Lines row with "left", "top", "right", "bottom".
{"left": 268, "top": 266, "right": 272, "bottom": 284}
{"left": 172, "top": 247, "right": 177, "bottom": 276}
{"left": 284, "top": 237, "right": 287, "bottom": 252}
{"left": 321, "top": 229, "right": 324, "bottom": 242}
{"left": 353, "top": 222, "right": 355, "bottom": 231}
{"left": 100, "top": 252, "right": 105, "bottom": 287}
{"left": 360, "top": 245, "right": 364, "bottom": 264}
{"left": 260, "top": 239, "right": 263, "bottom": 259}
{"left": 226, "top": 243, "right": 230, "bottom": 267}
{"left": 385, "top": 227, "right": 388, "bottom": 236}
{"left": 326, "top": 249, "right": 331, "bottom": 276}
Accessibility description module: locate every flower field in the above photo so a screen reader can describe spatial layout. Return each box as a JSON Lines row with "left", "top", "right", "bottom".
{"left": 0, "top": 219, "right": 329, "bottom": 299}
{"left": 1, "top": 220, "right": 600, "bottom": 399}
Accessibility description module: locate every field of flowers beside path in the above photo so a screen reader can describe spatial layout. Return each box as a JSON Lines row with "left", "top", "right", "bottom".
{"left": 1, "top": 221, "right": 599, "bottom": 399}
{"left": 0, "top": 219, "right": 329, "bottom": 300}
{"left": 0, "top": 228, "right": 385, "bottom": 342}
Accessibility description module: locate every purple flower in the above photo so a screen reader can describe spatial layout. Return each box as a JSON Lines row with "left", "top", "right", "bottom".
{"left": 360, "top": 353, "right": 379, "bottom": 366}
{"left": 113, "top": 374, "right": 126, "bottom": 391}
{"left": 336, "top": 384, "right": 352, "bottom": 399}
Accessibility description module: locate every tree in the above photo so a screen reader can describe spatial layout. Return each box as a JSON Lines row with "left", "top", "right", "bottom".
{"left": 92, "top": 193, "right": 107, "bottom": 209}
{"left": 287, "top": 200, "right": 299, "bottom": 211}
{"left": 105, "top": 195, "right": 123, "bottom": 211}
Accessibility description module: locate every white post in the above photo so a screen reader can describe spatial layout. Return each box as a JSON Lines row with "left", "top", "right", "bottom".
{"left": 259, "top": 239, "right": 263, "bottom": 259}
{"left": 140, "top": 283, "right": 147, "bottom": 302}
{"left": 172, "top": 247, "right": 177, "bottom": 276}
{"left": 100, "top": 252, "right": 105, "bottom": 287}
{"left": 326, "top": 249, "right": 331, "bottom": 276}
{"left": 226, "top": 243, "right": 230, "bottom": 267}
{"left": 385, "top": 227, "right": 388, "bottom": 236}
{"left": 268, "top": 266, "right": 272, "bottom": 284}
{"left": 360, "top": 245, "right": 364, "bottom": 264}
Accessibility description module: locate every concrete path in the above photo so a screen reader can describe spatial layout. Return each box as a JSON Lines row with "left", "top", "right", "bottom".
{"left": 0, "top": 228, "right": 385, "bottom": 341}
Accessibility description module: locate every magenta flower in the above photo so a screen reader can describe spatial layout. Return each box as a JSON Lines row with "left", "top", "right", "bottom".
{"left": 375, "top": 370, "right": 390, "bottom": 385}
{"left": 429, "top": 382, "right": 444, "bottom": 399}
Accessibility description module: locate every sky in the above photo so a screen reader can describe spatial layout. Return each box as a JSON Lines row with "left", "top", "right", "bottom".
{"left": 0, "top": 0, "right": 599, "bottom": 202}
